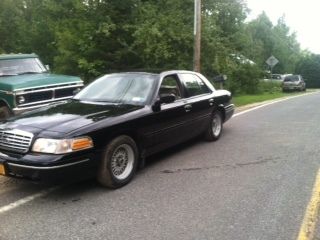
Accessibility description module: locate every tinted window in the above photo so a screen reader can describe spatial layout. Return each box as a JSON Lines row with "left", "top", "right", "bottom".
{"left": 180, "top": 74, "right": 211, "bottom": 97}
{"left": 160, "top": 75, "right": 182, "bottom": 99}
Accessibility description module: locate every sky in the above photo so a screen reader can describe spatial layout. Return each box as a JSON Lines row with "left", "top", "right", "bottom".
{"left": 245, "top": 0, "right": 320, "bottom": 54}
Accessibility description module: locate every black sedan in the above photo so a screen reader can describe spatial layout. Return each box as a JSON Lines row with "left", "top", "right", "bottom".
{"left": 0, "top": 70, "right": 234, "bottom": 188}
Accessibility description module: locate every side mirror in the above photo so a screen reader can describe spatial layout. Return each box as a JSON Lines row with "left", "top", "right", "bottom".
{"left": 152, "top": 94, "right": 176, "bottom": 112}
{"left": 213, "top": 75, "right": 227, "bottom": 83}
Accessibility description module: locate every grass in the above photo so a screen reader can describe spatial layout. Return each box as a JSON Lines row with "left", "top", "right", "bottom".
{"left": 232, "top": 91, "right": 309, "bottom": 107}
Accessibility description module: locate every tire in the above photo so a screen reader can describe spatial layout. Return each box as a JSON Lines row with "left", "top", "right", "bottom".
{"left": 0, "top": 106, "right": 11, "bottom": 120}
{"left": 97, "top": 135, "right": 138, "bottom": 188}
{"left": 205, "top": 111, "right": 223, "bottom": 141}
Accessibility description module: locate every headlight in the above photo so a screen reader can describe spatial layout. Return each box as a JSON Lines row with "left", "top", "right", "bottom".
{"left": 32, "top": 137, "right": 93, "bottom": 154}
{"left": 18, "top": 96, "right": 25, "bottom": 104}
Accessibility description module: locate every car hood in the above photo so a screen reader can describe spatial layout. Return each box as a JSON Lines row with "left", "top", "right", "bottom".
{"left": 0, "top": 73, "right": 82, "bottom": 91}
{"left": 2, "top": 100, "right": 143, "bottom": 134}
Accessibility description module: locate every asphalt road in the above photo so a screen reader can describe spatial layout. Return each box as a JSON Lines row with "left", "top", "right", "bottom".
{"left": 1, "top": 93, "right": 320, "bottom": 240}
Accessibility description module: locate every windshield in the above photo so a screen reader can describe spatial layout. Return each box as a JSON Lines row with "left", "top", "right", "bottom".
{"left": 74, "top": 73, "right": 157, "bottom": 105}
{"left": 0, "top": 58, "right": 47, "bottom": 76}
{"left": 284, "top": 75, "right": 300, "bottom": 82}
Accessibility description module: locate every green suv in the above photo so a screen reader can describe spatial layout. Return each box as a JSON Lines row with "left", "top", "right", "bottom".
{"left": 0, "top": 54, "right": 83, "bottom": 118}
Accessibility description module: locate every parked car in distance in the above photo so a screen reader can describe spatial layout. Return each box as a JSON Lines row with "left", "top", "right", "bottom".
{"left": 282, "top": 74, "right": 306, "bottom": 92}
{"left": 0, "top": 53, "right": 83, "bottom": 119}
{"left": 271, "top": 74, "right": 284, "bottom": 81}
{"left": 0, "top": 70, "right": 234, "bottom": 188}
{"left": 263, "top": 73, "right": 283, "bottom": 82}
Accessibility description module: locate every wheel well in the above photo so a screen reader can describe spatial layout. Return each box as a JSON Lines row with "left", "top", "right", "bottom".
{"left": 217, "top": 106, "right": 226, "bottom": 121}
{"left": 107, "top": 130, "right": 145, "bottom": 168}
{"left": 107, "top": 130, "right": 142, "bottom": 156}
{"left": 0, "top": 100, "right": 9, "bottom": 108}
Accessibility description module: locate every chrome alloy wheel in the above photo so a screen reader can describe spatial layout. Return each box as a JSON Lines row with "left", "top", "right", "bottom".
{"left": 110, "top": 144, "right": 135, "bottom": 180}
{"left": 212, "top": 113, "right": 222, "bottom": 137}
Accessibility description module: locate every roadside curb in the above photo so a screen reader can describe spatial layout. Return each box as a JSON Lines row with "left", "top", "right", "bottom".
{"left": 234, "top": 90, "right": 320, "bottom": 115}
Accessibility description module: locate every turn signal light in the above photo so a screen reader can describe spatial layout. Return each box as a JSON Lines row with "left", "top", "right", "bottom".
{"left": 71, "top": 137, "right": 93, "bottom": 151}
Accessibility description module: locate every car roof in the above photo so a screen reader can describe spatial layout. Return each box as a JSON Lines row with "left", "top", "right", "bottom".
{"left": 285, "top": 74, "right": 300, "bottom": 77}
{"left": 0, "top": 53, "right": 38, "bottom": 60}
{"left": 284, "top": 74, "right": 301, "bottom": 79}
{"left": 106, "top": 70, "right": 200, "bottom": 77}
{"left": 160, "top": 70, "right": 200, "bottom": 75}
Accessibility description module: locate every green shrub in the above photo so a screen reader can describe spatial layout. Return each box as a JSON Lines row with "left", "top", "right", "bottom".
{"left": 225, "top": 63, "right": 263, "bottom": 95}
{"left": 258, "top": 80, "right": 282, "bottom": 93}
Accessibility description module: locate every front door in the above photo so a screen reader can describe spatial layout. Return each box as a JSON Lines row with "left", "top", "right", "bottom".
{"left": 146, "top": 74, "right": 189, "bottom": 154}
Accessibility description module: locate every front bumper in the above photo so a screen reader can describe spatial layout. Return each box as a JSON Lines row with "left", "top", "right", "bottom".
{"left": 224, "top": 104, "right": 235, "bottom": 122}
{"left": 0, "top": 150, "right": 99, "bottom": 183}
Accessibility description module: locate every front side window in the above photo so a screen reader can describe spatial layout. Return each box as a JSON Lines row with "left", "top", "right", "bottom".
{"left": 179, "top": 73, "right": 211, "bottom": 97}
{"left": 74, "top": 73, "right": 157, "bottom": 105}
{"left": 0, "top": 58, "right": 47, "bottom": 76}
{"left": 159, "top": 75, "right": 182, "bottom": 99}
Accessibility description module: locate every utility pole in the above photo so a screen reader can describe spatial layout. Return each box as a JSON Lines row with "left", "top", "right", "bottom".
{"left": 193, "top": 0, "right": 201, "bottom": 72}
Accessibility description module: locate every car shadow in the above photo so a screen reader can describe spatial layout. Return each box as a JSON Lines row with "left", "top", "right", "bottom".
{"left": 143, "top": 136, "right": 203, "bottom": 169}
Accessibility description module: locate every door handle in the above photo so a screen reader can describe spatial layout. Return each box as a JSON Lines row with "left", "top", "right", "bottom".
{"left": 209, "top": 99, "right": 214, "bottom": 106}
{"left": 184, "top": 104, "right": 192, "bottom": 112}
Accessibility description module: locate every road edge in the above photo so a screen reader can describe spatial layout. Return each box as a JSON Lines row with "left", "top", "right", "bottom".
{"left": 233, "top": 91, "right": 320, "bottom": 118}
{"left": 297, "top": 169, "right": 320, "bottom": 240}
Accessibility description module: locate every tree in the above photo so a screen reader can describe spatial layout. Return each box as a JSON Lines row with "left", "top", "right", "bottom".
{"left": 0, "top": 0, "right": 307, "bottom": 93}
{"left": 296, "top": 53, "right": 320, "bottom": 88}
{"left": 0, "top": 0, "right": 26, "bottom": 53}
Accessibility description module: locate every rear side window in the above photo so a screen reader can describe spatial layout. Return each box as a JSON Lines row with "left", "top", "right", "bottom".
{"left": 179, "top": 73, "right": 211, "bottom": 97}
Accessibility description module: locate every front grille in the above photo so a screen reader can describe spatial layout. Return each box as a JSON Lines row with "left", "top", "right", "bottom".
{"left": 0, "top": 129, "right": 33, "bottom": 153}
{"left": 55, "top": 87, "right": 78, "bottom": 98}
{"left": 18, "top": 91, "right": 53, "bottom": 104}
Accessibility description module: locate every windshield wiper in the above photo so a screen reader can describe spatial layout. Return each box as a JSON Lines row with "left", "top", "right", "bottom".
{"left": 78, "top": 99, "right": 120, "bottom": 104}
{"left": 93, "top": 100, "right": 116, "bottom": 102}
{"left": 92, "top": 100, "right": 120, "bottom": 104}
{"left": 17, "top": 71, "right": 42, "bottom": 75}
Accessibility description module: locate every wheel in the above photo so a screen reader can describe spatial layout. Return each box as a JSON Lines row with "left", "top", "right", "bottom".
{"left": 97, "top": 135, "right": 138, "bottom": 188}
{"left": 0, "top": 106, "right": 11, "bottom": 120}
{"left": 205, "top": 111, "right": 223, "bottom": 141}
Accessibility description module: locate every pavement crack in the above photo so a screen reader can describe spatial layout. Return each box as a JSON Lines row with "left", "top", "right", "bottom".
{"left": 161, "top": 156, "right": 280, "bottom": 174}
{"left": 235, "top": 157, "right": 279, "bottom": 167}
{"left": 161, "top": 166, "right": 220, "bottom": 174}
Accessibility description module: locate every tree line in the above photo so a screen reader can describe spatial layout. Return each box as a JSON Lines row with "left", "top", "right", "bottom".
{"left": 0, "top": 0, "right": 319, "bottom": 93}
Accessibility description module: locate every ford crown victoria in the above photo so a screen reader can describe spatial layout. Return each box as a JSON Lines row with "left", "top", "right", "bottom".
{"left": 0, "top": 70, "right": 234, "bottom": 188}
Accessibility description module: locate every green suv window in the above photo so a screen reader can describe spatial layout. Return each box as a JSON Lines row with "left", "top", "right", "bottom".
{"left": 0, "top": 58, "right": 47, "bottom": 76}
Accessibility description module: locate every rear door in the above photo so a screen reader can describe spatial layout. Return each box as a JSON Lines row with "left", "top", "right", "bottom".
{"left": 178, "top": 73, "right": 215, "bottom": 137}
